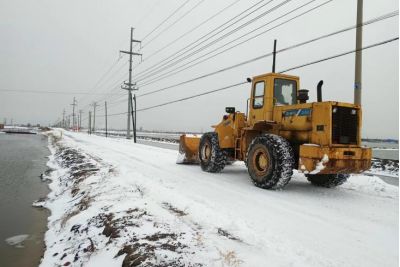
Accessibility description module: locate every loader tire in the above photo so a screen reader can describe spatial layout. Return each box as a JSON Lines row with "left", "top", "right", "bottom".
{"left": 246, "top": 134, "right": 295, "bottom": 190}
{"left": 306, "top": 174, "right": 349, "bottom": 188}
{"left": 199, "top": 132, "right": 227, "bottom": 173}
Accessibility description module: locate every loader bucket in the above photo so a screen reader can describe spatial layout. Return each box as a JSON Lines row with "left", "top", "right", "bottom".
{"left": 176, "top": 134, "right": 200, "bottom": 164}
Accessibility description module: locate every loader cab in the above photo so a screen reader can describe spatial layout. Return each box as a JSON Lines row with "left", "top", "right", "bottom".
{"left": 248, "top": 73, "right": 299, "bottom": 126}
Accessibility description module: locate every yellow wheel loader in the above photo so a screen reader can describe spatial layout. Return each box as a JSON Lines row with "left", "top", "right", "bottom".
{"left": 177, "top": 45, "right": 371, "bottom": 190}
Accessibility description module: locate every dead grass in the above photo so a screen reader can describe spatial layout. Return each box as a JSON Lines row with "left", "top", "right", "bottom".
{"left": 60, "top": 195, "right": 92, "bottom": 228}
{"left": 162, "top": 202, "right": 188, "bottom": 217}
{"left": 217, "top": 249, "right": 243, "bottom": 267}
{"left": 217, "top": 228, "right": 241, "bottom": 242}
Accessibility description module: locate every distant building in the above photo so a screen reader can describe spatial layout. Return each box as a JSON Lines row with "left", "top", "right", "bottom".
{"left": 0, "top": 124, "right": 4, "bottom": 129}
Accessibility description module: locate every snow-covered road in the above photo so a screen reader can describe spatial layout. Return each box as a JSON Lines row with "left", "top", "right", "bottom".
{"left": 42, "top": 130, "right": 398, "bottom": 267}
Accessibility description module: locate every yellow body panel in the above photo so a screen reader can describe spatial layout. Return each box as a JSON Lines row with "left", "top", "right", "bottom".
{"left": 213, "top": 113, "right": 246, "bottom": 149}
{"left": 299, "top": 145, "right": 371, "bottom": 174}
{"left": 179, "top": 72, "right": 371, "bottom": 174}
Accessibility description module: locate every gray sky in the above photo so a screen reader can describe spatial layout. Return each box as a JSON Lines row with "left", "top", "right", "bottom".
{"left": 0, "top": 0, "right": 398, "bottom": 138}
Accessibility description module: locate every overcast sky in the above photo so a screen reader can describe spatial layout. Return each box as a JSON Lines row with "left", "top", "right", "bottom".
{"left": 0, "top": 0, "right": 398, "bottom": 138}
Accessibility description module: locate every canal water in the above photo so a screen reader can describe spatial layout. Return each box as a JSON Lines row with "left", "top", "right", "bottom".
{"left": 0, "top": 133, "right": 50, "bottom": 267}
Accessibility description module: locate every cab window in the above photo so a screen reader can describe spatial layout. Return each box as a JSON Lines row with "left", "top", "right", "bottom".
{"left": 274, "top": 79, "right": 297, "bottom": 105}
{"left": 253, "top": 81, "right": 265, "bottom": 109}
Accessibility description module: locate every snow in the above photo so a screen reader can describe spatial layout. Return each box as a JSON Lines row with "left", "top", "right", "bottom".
{"left": 5, "top": 234, "right": 29, "bottom": 248}
{"left": 310, "top": 154, "right": 329, "bottom": 174}
{"left": 175, "top": 151, "right": 186, "bottom": 164}
{"left": 303, "top": 143, "right": 320, "bottom": 147}
{"left": 32, "top": 198, "right": 46, "bottom": 208}
{"left": 184, "top": 134, "right": 201, "bottom": 138}
{"left": 40, "top": 130, "right": 398, "bottom": 267}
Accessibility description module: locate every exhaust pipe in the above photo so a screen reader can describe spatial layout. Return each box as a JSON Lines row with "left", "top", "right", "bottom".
{"left": 272, "top": 39, "right": 277, "bottom": 73}
{"left": 317, "top": 80, "right": 323, "bottom": 102}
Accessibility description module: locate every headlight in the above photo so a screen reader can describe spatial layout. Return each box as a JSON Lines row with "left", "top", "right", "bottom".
{"left": 351, "top": 109, "right": 357, "bottom": 115}
{"left": 332, "top": 107, "right": 337, "bottom": 113}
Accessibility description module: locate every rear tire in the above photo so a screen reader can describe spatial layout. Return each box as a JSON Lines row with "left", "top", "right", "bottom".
{"left": 306, "top": 174, "right": 349, "bottom": 188}
{"left": 246, "top": 134, "right": 294, "bottom": 190}
{"left": 199, "top": 132, "right": 226, "bottom": 173}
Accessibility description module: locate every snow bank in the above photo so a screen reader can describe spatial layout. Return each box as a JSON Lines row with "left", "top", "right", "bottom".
{"left": 40, "top": 131, "right": 208, "bottom": 266}
{"left": 343, "top": 175, "right": 398, "bottom": 198}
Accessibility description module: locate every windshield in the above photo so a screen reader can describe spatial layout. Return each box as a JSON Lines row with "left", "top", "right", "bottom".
{"left": 274, "top": 79, "right": 297, "bottom": 105}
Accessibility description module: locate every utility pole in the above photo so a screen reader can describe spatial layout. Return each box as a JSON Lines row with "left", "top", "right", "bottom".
{"left": 354, "top": 0, "right": 363, "bottom": 105}
{"left": 132, "top": 94, "right": 137, "bottom": 142}
{"left": 130, "top": 95, "right": 136, "bottom": 142}
{"left": 91, "top": 102, "right": 97, "bottom": 133}
{"left": 105, "top": 101, "right": 108, "bottom": 138}
{"left": 62, "top": 109, "right": 66, "bottom": 128}
{"left": 88, "top": 111, "right": 92, "bottom": 135}
{"left": 71, "top": 97, "right": 77, "bottom": 131}
{"left": 79, "top": 110, "right": 83, "bottom": 130}
{"left": 120, "top": 27, "right": 142, "bottom": 141}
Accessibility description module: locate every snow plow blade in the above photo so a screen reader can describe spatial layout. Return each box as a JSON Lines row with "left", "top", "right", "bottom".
{"left": 176, "top": 134, "right": 200, "bottom": 164}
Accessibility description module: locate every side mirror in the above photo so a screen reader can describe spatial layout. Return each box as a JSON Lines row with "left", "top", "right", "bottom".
{"left": 225, "top": 107, "right": 236, "bottom": 114}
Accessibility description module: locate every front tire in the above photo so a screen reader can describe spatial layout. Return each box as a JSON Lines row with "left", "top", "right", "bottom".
{"left": 199, "top": 132, "right": 226, "bottom": 173}
{"left": 306, "top": 174, "right": 349, "bottom": 188}
{"left": 246, "top": 134, "right": 295, "bottom": 190}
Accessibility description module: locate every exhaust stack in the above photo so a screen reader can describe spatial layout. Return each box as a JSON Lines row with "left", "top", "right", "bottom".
{"left": 317, "top": 80, "right": 323, "bottom": 102}
{"left": 272, "top": 39, "right": 277, "bottom": 73}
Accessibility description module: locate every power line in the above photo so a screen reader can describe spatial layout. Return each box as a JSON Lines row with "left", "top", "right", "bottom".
{"left": 94, "top": 81, "right": 247, "bottom": 118}
{"left": 74, "top": 10, "right": 399, "bottom": 120}
{"left": 103, "top": 0, "right": 333, "bottom": 104}
{"left": 133, "top": 0, "right": 163, "bottom": 29}
{"left": 111, "top": 36, "right": 398, "bottom": 115}
{"left": 141, "top": 0, "right": 192, "bottom": 42}
{"left": 79, "top": 50, "right": 148, "bottom": 111}
{"left": 63, "top": 1, "right": 194, "bottom": 122}
{"left": 79, "top": 67, "right": 129, "bottom": 111}
{"left": 77, "top": 55, "right": 124, "bottom": 104}
{"left": 133, "top": 0, "right": 268, "bottom": 78}
{"left": 138, "top": 81, "right": 248, "bottom": 112}
{"left": 138, "top": 0, "right": 329, "bottom": 87}
{"left": 87, "top": 55, "right": 122, "bottom": 92}
{"left": 135, "top": 10, "right": 398, "bottom": 98}
{"left": 143, "top": 0, "right": 243, "bottom": 62}
{"left": 79, "top": 0, "right": 246, "bottom": 110}
{"left": 141, "top": 0, "right": 207, "bottom": 49}
{"left": 60, "top": 56, "right": 127, "bottom": 115}
{"left": 280, "top": 36, "right": 399, "bottom": 73}
{"left": 76, "top": 15, "right": 398, "bottom": 121}
{"left": 76, "top": 0, "right": 326, "bottom": 115}
{"left": 0, "top": 89, "right": 119, "bottom": 95}
{"left": 136, "top": 0, "right": 293, "bottom": 82}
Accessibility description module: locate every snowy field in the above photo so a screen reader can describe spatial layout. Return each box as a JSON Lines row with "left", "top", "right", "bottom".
{"left": 39, "top": 130, "right": 398, "bottom": 267}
